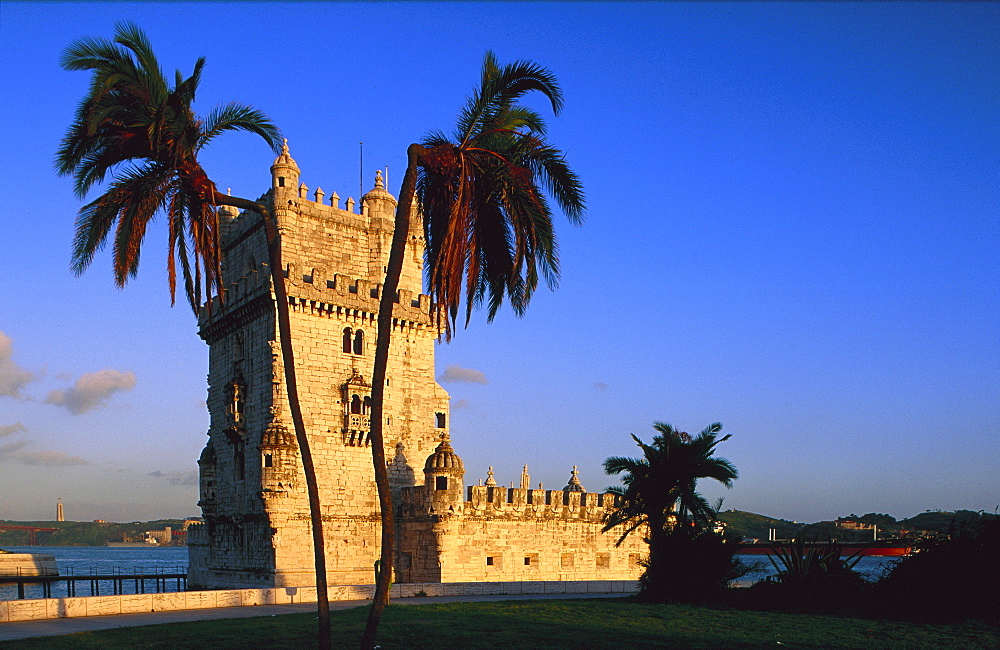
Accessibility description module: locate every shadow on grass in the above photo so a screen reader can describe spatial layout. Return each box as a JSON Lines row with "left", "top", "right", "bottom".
{"left": 5, "top": 598, "right": 998, "bottom": 649}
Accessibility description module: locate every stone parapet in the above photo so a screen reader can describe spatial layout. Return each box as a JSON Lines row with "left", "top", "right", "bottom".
{"left": 0, "top": 554, "right": 58, "bottom": 577}
{"left": 0, "top": 580, "right": 639, "bottom": 622}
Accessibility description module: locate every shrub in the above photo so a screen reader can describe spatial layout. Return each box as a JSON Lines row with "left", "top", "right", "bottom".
{"left": 736, "top": 539, "right": 871, "bottom": 615}
{"left": 870, "top": 512, "right": 999, "bottom": 622}
{"left": 637, "top": 527, "right": 750, "bottom": 603}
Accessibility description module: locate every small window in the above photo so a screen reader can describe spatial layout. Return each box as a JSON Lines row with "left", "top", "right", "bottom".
{"left": 524, "top": 557, "right": 531, "bottom": 566}
{"left": 343, "top": 328, "right": 353, "bottom": 354}
{"left": 435, "top": 413, "right": 446, "bottom": 428}
{"left": 263, "top": 453, "right": 273, "bottom": 468}
{"left": 629, "top": 553, "right": 642, "bottom": 568}
{"left": 350, "top": 395, "right": 362, "bottom": 415}
{"left": 507, "top": 489, "right": 514, "bottom": 504}
{"left": 596, "top": 553, "right": 610, "bottom": 569}
{"left": 363, "top": 396, "right": 371, "bottom": 414}
{"left": 278, "top": 177, "right": 285, "bottom": 187}
{"left": 353, "top": 330, "right": 364, "bottom": 355}
{"left": 486, "top": 556, "right": 494, "bottom": 566}
{"left": 561, "top": 553, "right": 574, "bottom": 568}
{"left": 435, "top": 476, "right": 448, "bottom": 490}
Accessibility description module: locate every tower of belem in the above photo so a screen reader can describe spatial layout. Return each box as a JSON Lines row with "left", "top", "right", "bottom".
{"left": 187, "top": 144, "right": 643, "bottom": 589}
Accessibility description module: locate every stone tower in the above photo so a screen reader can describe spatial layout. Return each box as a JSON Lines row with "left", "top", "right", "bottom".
{"left": 188, "top": 142, "right": 450, "bottom": 589}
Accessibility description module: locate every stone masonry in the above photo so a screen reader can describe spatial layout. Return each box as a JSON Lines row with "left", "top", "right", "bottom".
{"left": 187, "top": 143, "right": 644, "bottom": 589}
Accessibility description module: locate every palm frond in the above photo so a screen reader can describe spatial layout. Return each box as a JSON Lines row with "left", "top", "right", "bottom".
{"left": 200, "top": 103, "right": 283, "bottom": 153}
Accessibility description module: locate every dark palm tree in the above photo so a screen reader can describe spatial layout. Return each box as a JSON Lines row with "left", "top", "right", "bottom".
{"left": 362, "top": 52, "right": 585, "bottom": 648}
{"left": 603, "top": 422, "right": 738, "bottom": 599}
{"left": 56, "top": 23, "right": 335, "bottom": 648}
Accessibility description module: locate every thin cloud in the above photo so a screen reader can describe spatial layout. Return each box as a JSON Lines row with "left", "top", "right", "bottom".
{"left": 0, "top": 438, "right": 88, "bottom": 466}
{"left": 592, "top": 382, "right": 609, "bottom": 391}
{"left": 451, "top": 398, "right": 471, "bottom": 410}
{"left": 438, "top": 364, "right": 488, "bottom": 385}
{"left": 0, "top": 422, "right": 27, "bottom": 438}
{"left": 0, "top": 331, "right": 36, "bottom": 399}
{"left": 13, "top": 450, "right": 88, "bottom": 466}
{"left": 45, "top": 369, "right": 137, "bottom": 415}
{"left": 149, "top": 470, "right": 198, "bottom": 486}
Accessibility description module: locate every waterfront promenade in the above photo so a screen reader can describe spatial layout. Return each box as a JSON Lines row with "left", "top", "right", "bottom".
{"left": 0, "top": 592, "right": 625, "bottom": 641}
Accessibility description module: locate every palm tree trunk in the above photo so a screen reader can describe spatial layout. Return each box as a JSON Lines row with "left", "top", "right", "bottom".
{"left": 214, "top": 191, "right": 332, "bottom": 650}
{"left": 361, "top": 143, "right": 426, "bottom": 650}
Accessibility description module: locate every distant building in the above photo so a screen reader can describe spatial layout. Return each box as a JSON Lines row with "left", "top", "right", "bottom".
{"left": 145, "top": 526, "right": 172, "bottom": 545}
{"left": 187, "top": 144, "right": 644, "bottom": 589}
{"left": 56, "top": 499, "right": 64, "bottom": 522}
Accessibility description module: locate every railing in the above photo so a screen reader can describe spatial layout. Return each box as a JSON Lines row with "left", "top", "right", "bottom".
{"left": 3, "top": 567, "right": 187, "bottom": 599}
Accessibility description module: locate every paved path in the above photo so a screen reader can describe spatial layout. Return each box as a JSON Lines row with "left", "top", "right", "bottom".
{"left": 0, "top": 592, "right": 625, "bottom": 642}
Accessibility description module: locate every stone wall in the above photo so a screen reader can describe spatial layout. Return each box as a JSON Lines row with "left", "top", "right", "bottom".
{"left": 1, "top": 580, "right": 640, "bottom": 622}
{"left": 0, "top": 554, "right": 58, "bottom": 577}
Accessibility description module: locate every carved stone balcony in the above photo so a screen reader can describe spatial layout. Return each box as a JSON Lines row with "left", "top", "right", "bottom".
{"left": 346, "top": 413, "right": 371, "bottom": 430}
{"left": 344, "top": 413, "right": 371, "bottom": 447}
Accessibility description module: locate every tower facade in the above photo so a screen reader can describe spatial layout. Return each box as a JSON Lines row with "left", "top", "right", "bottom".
{"left": 188, "top": 144, "right": 644, "bottom": 590}
{"left": 188, "top": 143, "right": 449, "bottom": 588}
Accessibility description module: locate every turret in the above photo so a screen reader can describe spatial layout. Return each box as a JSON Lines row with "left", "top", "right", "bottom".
{"left": 423, "top": 433, "right": 464, "bottom": 513}
{"left": 270, "top": 139, "right": 300, "bottom": 197}
{"left": 362, "top": 170, "right": 397, "bottom": 229}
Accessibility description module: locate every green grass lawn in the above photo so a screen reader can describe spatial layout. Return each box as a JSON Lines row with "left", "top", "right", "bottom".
{"left": 6, "top": 599, "right": 998, "bottom": 649}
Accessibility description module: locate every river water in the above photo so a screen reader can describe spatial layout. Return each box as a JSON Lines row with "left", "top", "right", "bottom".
{"left": 0, "top": 547, "right": 902, "bottom": 601}
{"left": 0, "top": 546, "right": 188, "bottom": 601}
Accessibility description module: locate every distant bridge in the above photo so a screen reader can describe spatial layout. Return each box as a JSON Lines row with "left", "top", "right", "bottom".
{"left": 0, "top": 524, "right": 58, "bottom": 545}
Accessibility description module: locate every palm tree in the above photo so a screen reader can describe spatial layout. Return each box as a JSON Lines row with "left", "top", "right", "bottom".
{"left": 603, "top": 422, "right": 738, "bottom": 599}
{"left": 56, "top": 23, "right": 335, "bottom": 648}
{"left": 362, "top": 52, "right": 585, "bottom": 648}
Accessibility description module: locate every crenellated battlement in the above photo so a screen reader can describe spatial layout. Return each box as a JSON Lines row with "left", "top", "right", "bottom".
{"left": 199, "top": 262, "right": 436, "bottom": 343}
{"left": 398, "top": 483, "right": 620, "bottom": 522}
{"left": 399, "top": 461, "right": 620, "bottom": 524}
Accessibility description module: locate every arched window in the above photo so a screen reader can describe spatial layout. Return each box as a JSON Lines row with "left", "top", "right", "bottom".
{"left": 350, "top": 395, "right": 362, "bottom": 414}
{"left": 363, "top": 396, "right": 371, "bottom": 414}
{"left": 342, "top": 328, "right": 353, "bottom": 353}
{"left": 353, "top": 330, "right": 364, "bottom": 355}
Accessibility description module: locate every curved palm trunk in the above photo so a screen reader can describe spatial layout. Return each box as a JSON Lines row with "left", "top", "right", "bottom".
{"left": 362, "top": 143, "right": 426, "bottom": 650}
{"left": 214, "top": 191, "right": 332, "bottom": 650}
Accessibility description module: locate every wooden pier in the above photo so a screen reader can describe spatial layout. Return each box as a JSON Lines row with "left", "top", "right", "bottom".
{"left": 3, "top": 571, "right": 187, "bottom": 599}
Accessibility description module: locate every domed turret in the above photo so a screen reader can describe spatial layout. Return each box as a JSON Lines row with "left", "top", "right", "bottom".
{"left": 362, "top": 170, "right": 396, "bottom": 205}
{"left": 218, "top": 189, "right": 240, "bottom": 220}
{"left": 423, "top": 433, "right": 465, "bottom": 513}
{"left": 424, "top": 433, "right": 463, "bottom": 474}
{"left": 362, "top": 170, "right": 396, "bottom": 225}
{"left": 270, "top": 139, "right": 300, "bottom": 193}
{"left": 563, "top": 465, "right": 585, "bottom": 492}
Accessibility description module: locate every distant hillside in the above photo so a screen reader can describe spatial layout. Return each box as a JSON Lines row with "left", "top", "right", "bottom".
{"left": 717, "top": 510, "right": 801, "bottom": 541}
{"left": 0, "top": 519, "right": 189, "bottom": 546}
{"left": 900, "top": 510, "right": 984, "bottom": 534}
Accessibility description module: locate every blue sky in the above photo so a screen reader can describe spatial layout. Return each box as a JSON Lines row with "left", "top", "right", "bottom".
{"left": 0, "top": 2, "right": 996, "bottom": 523}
